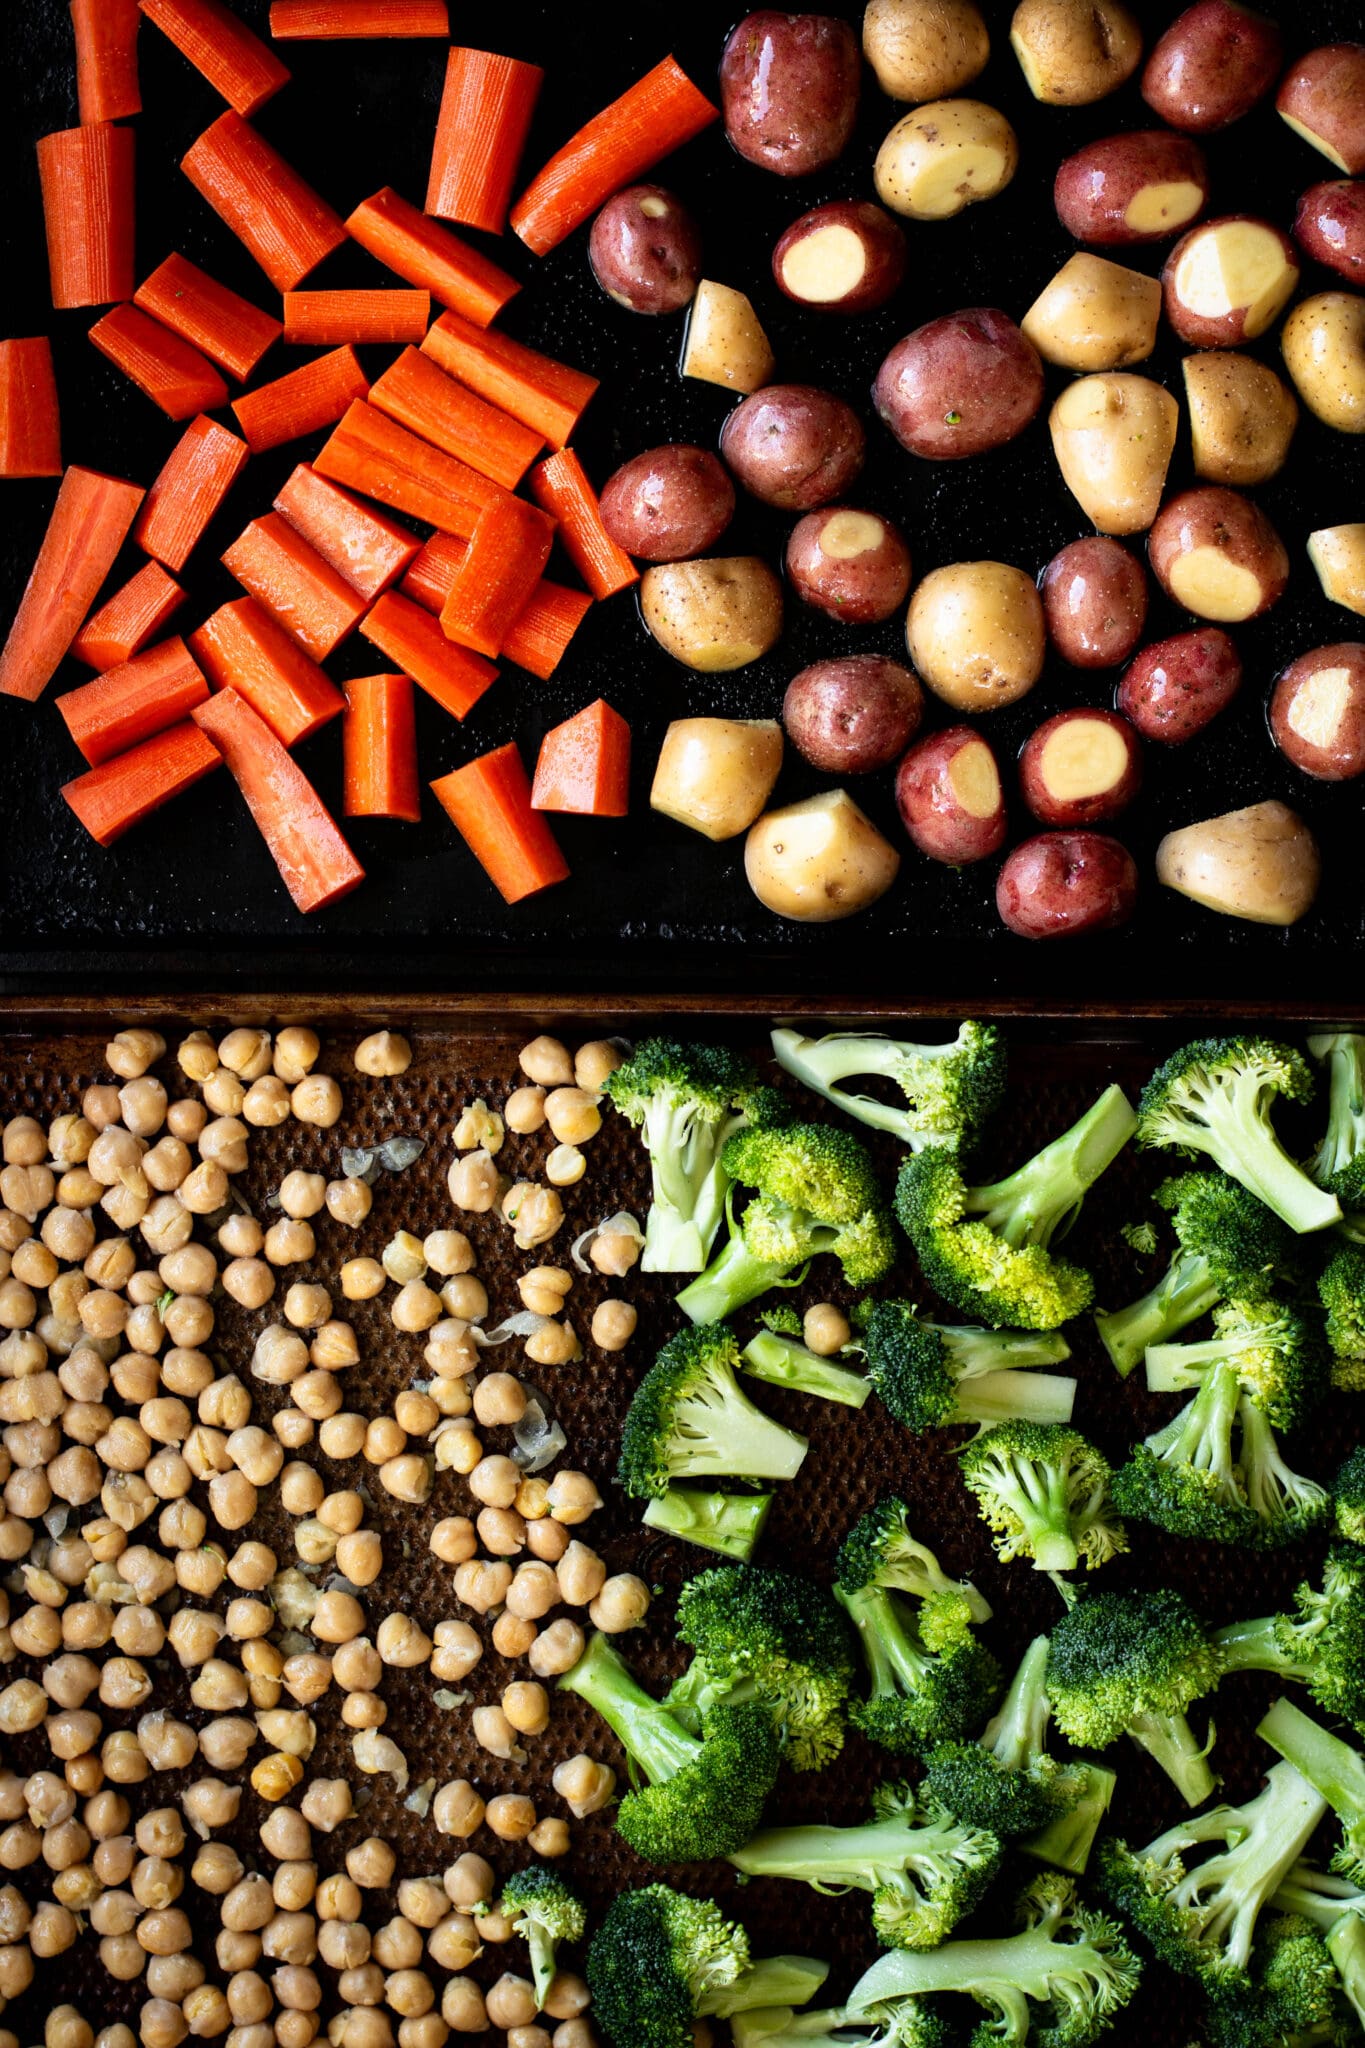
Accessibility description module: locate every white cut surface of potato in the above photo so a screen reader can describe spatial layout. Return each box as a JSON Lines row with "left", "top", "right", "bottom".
{"left": 1308, "top": 525, "right": 1365, "bottom": 616}
{"left": 1156, "top": 799, "right": 1321, "bottom": 926}
{"left": 680, "top": 281, "right": 775, "bottom": 394}
{"left": 1171, "top": 221, "right": 1298, "bottom": 336}
{"left": 1038, "top": 718, "right": 1130, "bottom": 800}
{"left": 650, "top": 718, "right": 784, "bottom": 842}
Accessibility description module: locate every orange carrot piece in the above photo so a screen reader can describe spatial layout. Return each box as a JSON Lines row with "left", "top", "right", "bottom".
{"left": 431, "top": 742, "right": 568, "bottom": 903}
{"left": 0, "top": 339, "right": 61, "bottom": 479}
{"left": 232, "top": 345, "right": 369, "bottom": 455}
{"left": 182, "top": 111, "right": 347, "bottom": 293}
{"left": 193, "top": 688, "right": 364, "bottom": 912}
{"left": 360, "top": 591, "right": 496, "bottom": 722}
{"left": 345, "top": 188, "right": 519, "bottom": 329}
{"left": 368, "top": 347, "right": 542, "bottom": 489}
{"left": 63, "top": 718, "right": 221, "bottom": 846}
{"left": 282, "top": 290, "right": 430, "bottom": 347}
{"left": 427, "top": 48, "right": 544, "bottom": 236}
{"left": 532, "top": 698, "right": 630, "bottom": 816}
{"left": 89, "top": 303, "right": 229, "bottom": 420}
{"left": 438, "top": 498, "right": 555, "bottom": 660}
{"left": 139, "top": 0, "right": 290, "bottom": 115}
{"left": 421, "top": 310, "right": 596, "bottom": 450}
{"left": 72, "top": 0, "right": 142, "bottom": 122}
{"left": 134, "top": 414, "right": 248, "bottom": 573}
{"left": 343, "top": 673, "right": 420, "bottom": 821}
{"left": 315, "top": 400, "right": 505, "bottom": 539}
{"left": 0, "top": 466, "right": 145, "bottom": 703}
{"left": 273, "top": 464, "right": 418, "bottom": 602}
{"left": 36, "top": 123, "right": 136, "bottom": 311}
{"left": 530, "top": 447, "right": 637, "bottom": 600}
{"left": 135, "top": 253, "right": 280, "bottom": 382}
{"left": 511, "top": 56, "right": 718, "bottom": 257}
{"left": 58, "top": 635, "right": 209, "bottom": 766}
{"left": 399, "top": 535, "right": 592, "bottom": 679}
{"left": 72, "top": 561, "right": 185, "bottom": 670}
{"left": 190, "top": 596, "right": 345, "bottom": 745}
{"left": 270, "top": 0, "right": 448, "bottom": 32}
{"left": 222, "top": 513, "right": 367, "bottom": 660}
{"left": 398, "top": 531, "right": 465, "bottom": 612}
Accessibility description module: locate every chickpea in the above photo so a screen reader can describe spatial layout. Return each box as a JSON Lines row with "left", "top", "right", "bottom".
{"left": 340, "top": 1258, "right": 386, "bottom": 1302}
{"left": 166, "top": 1097, "right": 206, "bottom": 1143}
{"left": 312, "top": 1592, "right": 365, "bottom": 1645}
{"left": 376, "top": 1614, "right": 431, "bottom": 1668}
{"left": 447, "top": 1151, "right": 501, "bottom": 1215}
{"left": 486, "top": 1978, "right": 538, "bottom": 2031}
{"left": 528, "top": 1819, "right": 571, "bottom": 1862}
{"left": 440, "top": 1981, "right": 486, "bottom": 2035}
{"left": 426, "top": 1916, "right": 480, "bottom": 1973}
{"left": 119, "top": 1077, "right": 168, "bottom": 1137}
{"left": 184, "top": 1775, "right": 241, "bottom": 1833}
{"left": 394, "top": 1390, "right": 439, "bottom": 1434}
{"left": 525, "top": 1318, "right": 578, "bottom": 1368}
{"left": 591, "top": 1299, "right": 636, "bottom": 1352}
{"left": 275, "top": 1408, "right": 314, "bottom": 1450}
{"left": 515, "top": 1476, "right": 551, "bottom": 1521}
{"left": 335, "top": 1530, "right": 382, "bottom": 1586}
{"left": 465, "top": 1454, "right": 517, "bottom": 1509}
{"left": 440, "top": 1275, "right": 488, "bottom": 1323}
{"left": 260, "top": 1807, "right": 311, "bottom": 1860}
{"left": 505, "top": 1561, "right": 559, "bottom": 1622}
{"left": 529, "top": 1619, "right": 584, "bottom": 1679}
{"left": 428, "top": 1619, "right": 482, "bottom": 1684}
{"left": 180, "top": 1159, "right": 229, "bottom": 1212}
{"left": 318, "top": 1486, "right": 365, "bottom": 1532}
{"left": 426, "top": 1326, "right": 479, "bottom": 1390}
{"left": 501, "top": 1681, "right": 549, "bottom": 1736}
{"left": 301, "top": 1779, "right": 352, "bottom": 1834}
{"left": 526, "top": 1517, "right": 570, "bottom": 1565}
{"left": 251, "top": 1753, "right": 303, "bottom": 1803}
{"left": 503, "top": 1183, "right": 564, "bottom": 1252}
{"left": 803, "top": 1302, "right": 851, "bottom": 1356}
{"left": 547, "top": 1472, "right": 601, "bottom": 1525}
{"left": 574, "top": 1039, "right": 622, "bottom": 1091}
{"left": 590, "top": 1573, "right": 650, "bottom": 1634}
{"left": 486, "top": 1611, "right": 531, "bottom": 1659}
{"left": 552, "top": 1755, "right": 615, "bottom": 1819}
{"left": 265, "top": 1219, "right": 315, "bottom": 1267}
{"left": 392, "top": 1282, "right": 441, "bottom": 1334}
{"left": 251, "top": 1325, "right": 308, "bottom": 1386}
{"left": 243, "top": 1076, "right": 291, "bottom": 1128}
{"left": 509, "top": 2029, "right": 550, "bottom": 2048}
{"left": 452, "top": 1100, "right": 505, "bottom": 1155}
{"left": 432, "top": 1781, "right": 483, "bottom": 1840}
{"left": 326, "top": 1178, "right": 372, "bottom": 1229}
{"left": 289, "top": 1074, "right": 342, "bottom": 1128}
{"left": 545, "top": 1145, "right": 585, "bottom": 1187}
{"left": 352, "top": 1030, "right": 410, "bottom": 1077}
{"left": 285, "top": 1284, "right": 332, "bottom": 1331}
{"left": 452, "top": 1560, "right": 511, "bottom": 1616}
{"left": 553, "top": 2024, "right": 596, "bottom": 2048}
{"left": 274, "top": 1027, "right": 320, "bottom": 1084}
{"left": 199, "top": 1117, "right": 249, "bottom": 1174}
{"left": 476, "top": 1506, "right": 523, "bottom": 1556}
{"left": 517, "top": 1267, "right": 571, "bottom": 1318}
{"left": 487, "top": 1794, "right": 538, "bottom": 1843}
{"left": 295, "top": 1366, "right": 346, "bottom": 1415}
{"left": 347, "top": 1837, "right": 396, "bottom": 1890}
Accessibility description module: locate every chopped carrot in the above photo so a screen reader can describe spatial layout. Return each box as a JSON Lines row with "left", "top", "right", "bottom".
{"left": 438, "top": 497, "right": 556, "bottom": 659}
{"left": 190, "top": 596, "right": 345, "bottom": 745}
{"left": 222, "top": 513, "right": 367, "bottom": 661}
{"left": 345, "top": 188, "right": 519, "bottom": 329}
{"left": 269, "top": 0, "right": 448, "bottom": 33}
{"left": 58, "top": 635, "right": 210, "bottom": 766}
{"left": 72, "top": 561, "right": 185, "bottom": 670}
{"left": 532, "top": 697, "right": 630, "bottom": 816}
{"left": 139, "top": 0, "right": 290, "bottom": 116}
{"left": 89, "top": 303, "right": 229, "bottom": 420}
{"left": 0, "top": 466, "right": 145, "bottom": 703}
{"left": 194, "top": 688, "right": 364, "bottom": 912}
{"left": 0, "top": 339, "right": 61, "bottom": 479}
{"left": 72, "top": 0, "right": 142, "bottom": 123}
{"left": 511, "top": 56, "right": 718, "bottom": 257}
{"left": 231, "top": 344, "right": 369, "bottom": 455}
{"left": 530, "top": 447, "right": 637, "bottom": 600}
{"left": 63, "top": 718, "right": 222, "bottom": 846}
{"left": 315, "top": 399, "right": 505, "bottom": 538}
{"left": 343, "top": 673, "right": 420, "bottom": 821}
{"left": 427, "top": 48, "right": 544, "bottom": 236}
{"left": 135, "top": 253, "right": 281, "bottom": 381}
{"left": 422, "top": 310, "right": 596, "bottom": 450}
{"left": 431, "top": 742, "right": 569, "bottom": 903}
{"left": 399, "top": 532, "right": 466, "bottom": 612}
{"left": 134, "top": 414, "right": 248, "bottom": 573}
{"left": 360, "top": 591, "right": 496, "bottom": 721}
{"left": 282, "top": 290, "right": 430, "bottom": 347}
{"left": 368, "top": 347, "right": 542, "bottom": 489}
{"left": 36, "top": 123, "right": 136, "bottom": 311}
{"left": 182, "top": 111, "right": 347, "bottom": 293}
{"left": 399, "top": 535, "right": 592, "bottom": 679}
{"left": 273, "top": 463, "right": 418, "bottom": 602}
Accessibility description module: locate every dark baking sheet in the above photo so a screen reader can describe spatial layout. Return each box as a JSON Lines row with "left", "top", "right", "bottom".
{"left": 0, "top": 1, "right": 1362, "bottom": 999}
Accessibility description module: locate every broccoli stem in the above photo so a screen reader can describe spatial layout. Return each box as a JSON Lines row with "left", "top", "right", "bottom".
{"left": 1192, "top": 1078, "right": 1342, "bottom": 1235}
{"left": 1308, "top": 1033, "right": 1365, "bottom": 1187}
{"left": 967, "top": 1085, "right": 1138, "bottom": 1249}
{"left": 1021, "top": 1764, "right": 1117, "bottom": 1877}
{"left": 1144, "top": 1326, "right": 1262, "bottom": 1394}
{"left": 1211, "top": 1615, "right": 1316, "bottom": 1682}
{"left": 730, "top": 1811, "right": 951, "bottom": 1892}
{"left": 702, "top": 1960, "right": 831, "bottom": 2019}
{"left": 1095, "top": 1254, "right": 1224, "bottom": 1378}
{"left": 835, "top": 1584, "right": 933, "bottom": 1697}
{"left": 951, "top": 1370, "right": 1076, "bottom": 1428}
{"left": 641, "top": 1489, "right": 771, "bottom": 1561}
{"left": 1128, "top": 1709, "right": 1216, "bottom": 1807}
{"left": 523, "top": 1923, "right": 556, "bottom": 2006}
{"left": 1328, "top": 1914, "right": 1365, "bottom": 2029}
{"left": 847, "top": 1921, "right": 1110, "bottom": 2015}
{"left": 556, "top": 1631, "right": 701, "bottom": 1786}
{"left": 981, "top": 1635, "right": 1052, "bottom": 1773}
{"left": 942, "top": 1326, "right": 1074, "bottom": 1375}
{"left": 676, "top": 1232, "right": 796, "bottom": 1326}
{"left": 741, "top": 1332, "right": 872, "bottom": 1410}
{"left": 966, "top": 1444, "right": 1079, "bottom": 1572}
{"left": 640, "top": 1102, "right": 740, "bottom": 1274}
{"left": 1259, "top": 1696, "right": 1365, "bottom": 1845}
{"left": 770, "top": 1031, "right": 925, "bottom": 1140}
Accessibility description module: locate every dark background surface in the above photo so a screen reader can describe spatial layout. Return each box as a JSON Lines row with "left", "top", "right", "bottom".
{"left": 0, "top": 0, "right": 1361, "bottom": 998}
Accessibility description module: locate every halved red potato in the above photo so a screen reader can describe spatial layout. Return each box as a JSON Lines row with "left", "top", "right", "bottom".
{"left": 772, "top": 200, "right": 907, "bottom": 313}
{"left": 873, "top": 309, "right": 1044, "bottom": 460}
{"left": 720, "top": 385, "right": 866, "bottom": 510}
{"left": 1140, "top": 1, "right": 1282, "bottom": 133}
{"left": 720, "top": 11, "right": 862, "bottom": 177}
{"left": 1053, "top": 130, "right": 1209, "bottom": 246}
{"left": 1294, "top": 180, "right": 1365, "bottom": 284}
{"left": 786, "top": 507, "right": 912, "bottom": 623}
{"left": 996, "top": 831, "right": 1138, "bottom": 938}
{"left": 1162, "top": 215, "right": 1301, "bottom": 347}
{"left": 1019, "top": 709, "right": 1143, "bottom": 826}
{"left": 894, "top": 726, "right": 1007, "bottom": 864}
{"left": 599, "top": 446, "right": 736, "bottom": 562}
{"left": 1277, "top": 44, "right": 1365, "bottom": 176}
{"left": 1148, "top": 487, "right": 1290, "bottom": 622}
{"left": 1040, "top": 536, "right": 1148, "bottom": 668}
{"left": 784, "top": 654, "right": 924, "bottom": 773}
{"left": 1270, "top": 642, "right": 1365, "bottom": 779}
{"left": 1117, "top": 627, "right": 1243, "bottom": 742}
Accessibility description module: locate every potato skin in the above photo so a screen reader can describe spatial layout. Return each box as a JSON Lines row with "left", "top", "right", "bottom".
{"left": 745, "top": 790, "right": 900, "bottom": 922}
{"left": 720, "top": 385, "right": 866, "bottom": 510}
{"left": 785, "top": 508, "right": 912, "bottom": 623}
{"left": 1270, "top": 642, "right": 1365, "bottom": 780}
{"left": 1156, "top": 799, "right": 1320, "bottom": 924}
{"left": 1009, "top": 0, "right": 1143, "bottom": 106}
{"left": 873, "top": 309, "right": 1044, "bottom": 461}
{"left": 650, "top": 718, "right": 784, "bottom": 840}
{"left": 1021, "top": 252, "right": 1161, "bottom": 372}
{"left": 1281, "top": 292, "right": 1365, "bottom": 434}
{"left": 720, "top": 12, "right": 861, "bottom": 177}
{"left": 894, "top": 726, "right": 1007, "bottom": 864}
{"left": 1048, "top": 372, "right": 1179, "bottom": 535}
{"left": 1308, "top": 524, "right": 1365, "bottom": 615}
{"left": 863, "top": 0, "right": 990, "bottom": 102}
{"left": 1162, "top": 215, "right": 1300, "bottom": 348}
{"left": 588, "top": 186, "right": 702, "bottom": 316}
{"left": 1117, "top": 627, "right": 1243, "bottom": 743}
{"left": 1054, "top": 130, "right": 1209, "bottom": 245}
{"left": 1276, "top": 44, "right": 1365, "bottom": 177}
{"left": 784, "top": 655, "right": 924, "bottom": 772}
{"left": 1147, "top": 486, "right": 1289, "bottom": 622}
{"left": 1140, "top": 0, "right": 1282, "bottom": 133}
{"left": 1294, "top": 181, "right": 1365, "bottom": 284}
{"left": 906, "top": 560, "right": 1046, "bottom": 712}
{"left": 873, "top": 99, "right": 1018, "bottom": 221}
{"left": 639, "top": 558, "right": 784, "bottom": 672}
{"left": 772, "top": 201, "right": 907, "bottom": 314}
{"left": 1183, "top": 352, "right": 1298, "bottom": 487}
{"left": 996, "top": 831, "right": 1138, "bottom": 938}
{"left": 1040, "top": 536, "right": 1148, "bottom": 669}
{"left": 599, "top": 446, "right": 736, "bottom": 563}
{"left": 1018, "top": 709, "right": 1143, "bottom": 826}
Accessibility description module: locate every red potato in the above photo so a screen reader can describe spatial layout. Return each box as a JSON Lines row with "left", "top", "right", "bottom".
{"left": 588, "top": 186, "right": 703, "bottom": 316}
{"left": 1053, "top": 130, "right": 1209, "bottom": 246}
{"left": 1040, "top": 537, "right": 1148, "bottom": 668}
{"left": 894, "top": 726, "right": 1007, "bottom": 864}
{"left": 1277, "top": 44, "right": 1365, "bottom": 177}
{"left": 1162, "top": 216, "right": 1301, "bottom": 347}
{"left": 873, "top": 309, "right": 1044, "bottom": 461}
{"left": 1294, "top": 181, "right": 1365, "bottom": 284}
{"left": 720, "top": 12, "right": 861, "bottom": 178}
{"left": 784, "top": 654, "right": 924, "bottom": 773}
{"left": 719, "top": 385, "right": 866, "bottom": 511}
{"left": 1117, "top": 627, "right": 1243, "bottom": 743}
{"left": 1140, "top": 1, "right": 1282, "bottom": 133}
{"left": 996, "top": 831, "right": 1139, "bottom": 938}
{"left": 599, "top": 446, "right": 736, "bottom": 562}
{"left": 1270, "top": 642, "right": 1365, "bottom": 780}
{"left": 785, "top": 507, "right": 911, "bottom": 623}
{"left": 1019, "top": 709, "right": 1143, "bottom": 826}
{"left": 772, "top": 200, "right": 907, "bottom": 314}
{"left": 1148, "top": 487, "right": 1289, "bottom": 622}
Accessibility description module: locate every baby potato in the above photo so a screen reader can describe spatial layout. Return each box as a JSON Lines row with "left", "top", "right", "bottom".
{"left": 786, "top": 508, "right": 912, "bottom": 624}
{"left": 996, "top": 832, "right": 1139, "bottom": 939}
{"left": 906, "top": 560, "right": 1046, "bottom": 712}
{"left": 588, "top": 186, "right": 702, "bottom": 317}
{"left": 1156, "top": 799, "right": 1321, "bottom": 924}
{"left": 1019, "top": 709, "right": 1143, "bottom": 827}
{"left": 1182, "top": 352, "right": 1298, "bottom": 486}
{"left": 639, "top": 558, "right": 783, "bottom": 671}
{"left": 1281, "top": 291, "right": 1365, "bottom": 434}
{"left": 1009, "top": 0, "right": 1143, "bottom": 105}
{"left": 1308, "top": 524, "right": 1365, "bottom": 615}
{"left": 720, "top": 11, "right": 861, "bottom": 177}
{"left": 650, "top": 718, "right": 784, "bottom": 840}
{"left": 680, "top": 280, "right": 776, "bottom": 394}
{"left": 1048, "top": 373, "right": 1179, "bottom": 535}
{"left": 745, "top": 790, "right": 900, "bottom": 922}
{"left": 599, "top": 446, "right": 736, "bottom": 562}
{"left": 1117, "top": 627, "right": 1243, "bottom": 743}
{"left": 1162, "top": 215, "right": 1300, "bottom": 348}
{"left": 894, "top": 727, "right": 1007, "bottom": 864}
{"left": 1140, "top": 0, "right": 1282, "bottom": 133}
{"left": 784, "top": 655, "right": 924, "bottom": 773}
{"left": 1021, "top": 253, "right": 1162, "bottom": 371}
{"left": 1039, "top": 536, "right": 1148, "bottom": 669}
{"left": 874, "top": 99, "right": 1017, "bottom": 221}
{"left": 1277, "top": 43, "right": 1365, "bottom": 177}
{"left": 1053, "top": 129, "right": 1209, "bottom": 246}
{"left": 772, "top": 201, "right": 906, "bottom": 314}
{"left": 1294, "top": 181, "right": 1365, "bottom": 285}
{"left": 1148, "top": 486, "right": 1290, "bottom": 621}
{"left": 873, "top": 309, "right": 1044, "bottom": 460}
{"left": 1270, "top": 643, "right": 1365, "bottom": 780}
{"left": 721, "top": 384, "right": 866, "bottom": 511}
{"left": 863, "top": 0, "right": 990, "bottom": 102}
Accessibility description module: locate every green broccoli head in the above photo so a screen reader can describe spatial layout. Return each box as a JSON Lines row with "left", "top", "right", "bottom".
{"left": 836, "top": 1566, "right": 1001, "bottom": 1757}
{"left": 502, "top": 1865, "right": 586, "bottom": 2004}
{"left": 587, "top": 1884, "right": 749, "bottom": 2048}
{"left": 860, "top": 1297, "right": 1073, "bottom": 1432}
{"left": 1201, "top": 1914, "right": 1343, "bottom": 2048}
{"left": 897, "top": 1148, "right": 1096, "bottom": 1333}
{"left": 923, "top": 1739, "right": 1083, "bottom": 1840}
{"left": 1144, "top": 1287, "right": 1330, "bottom": 1430}
{"left": 769, "top": 1021, "right": 1007, "bottom": 1152}
{"left": 725, "top": 1121, "right": 897, "bottom": 1289}
{"left": 617, "top": 1324, "right": 809, "bottom": 1500}
{"left": 958, "top": 1421, "right": 1126, "bottom": 1575}
{"left": 1279, "top": 1547, "right": 1365, "bottom": 1736}
{"left": 1322, "top": 1245, "right": 1365, "bottom": 1375}
{"left": 834, "top": 1495, "right": 992, "bottom": 1636}
{"left": 1335, "top": 1447, "right": 1365, "bottom": 1549}
{"left": 1047, "top": 1588, "right": 1220, "bottom": 1807}
{"left": 1158, "top": 1170, "right": 1302, "bottom": 1292}
{"left": 616, "top": 1701, "right": 783, "bottom": 1866}
{"left": 606, "top": 1039, "right": 761, "bottom": 1129}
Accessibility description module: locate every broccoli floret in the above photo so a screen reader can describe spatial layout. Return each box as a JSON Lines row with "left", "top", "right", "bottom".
{"left": 1021, "top": 1764, "right": 1118, "bottom": 1880}
{"left": 859, "top": 1298, "right": 1076, "bottom": 1432}
{"left": 1273, "top": 1863, "right": 1365, "bottom": 2032}
{"left": 1144, "top": 1291, "right": 1330, "bottom": 1429}
{"left": 730, "top": 1780, "right": 1002, "bottom": 1953}
{"left": 1046, "top": 1589, "right": 1220, "bottom": 1807}
{"left": 835, "top": 1496, "right": 992, "bottom": 1638}
{"left": 730, "top": 2003, "right": 951, "bottom": 2048}
{"left": 958, "top": 1421, "right": 1126, "bottom": 1575}
{"left": 1238, "top": 1395, "right": 1333, "bottom": 1549}
{"left": 770, "top": 1021, "right": 1006, "bottom": 1152}
{"left": 1335, "top": 1448, "right": 1365, "bottom": 1549}
{"left": 1261, "top": 1697, "right": 1365, "bottom": 1888}
{"left": 557, "top": 1631, "right": 780, "bottom": 1863}
{"left": 741, "top": 1331, "right": 872, "bottom": 1410}
{"left": 925, "top": 1634, "right": 1089, "bottom": 1841}
{"left": 617, "top": 1324, "right": 809, "bottom": 1501}
{"left": 1308, "top": 1034, "right": 1365, "bottom": 1201}
{"left": 1137, "top": 1037, "right": 1341, "bottom": 1236}
{"left": 677, "top": 1123, "right": 896, "bottom": 1326}
{"left": 586, "top": 1883, "right": 827, "bottom": 2048}
{"left": 1213, "top": 1547, "right": 1365, "bottom": 1731}
{"left": 896, "top": 1086, "right": 1138, "bottom": 1331}
{"left": 642, "top": 1489, "right": 772, "bottom": 1562}
{"left": 503, "top": 1866, "right": 585, "bottom": 2006}
{"left": 1201, "top": 1914, "right": 1344, "bottom": 2048}
{"left": 1321, "top": 1245, "right": 1365, "bottom": 1385}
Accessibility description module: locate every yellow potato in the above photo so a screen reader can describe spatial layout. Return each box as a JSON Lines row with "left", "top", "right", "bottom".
{"left": 873, "top": 99, "right": 1017, "bottom": 221}
{"left": 650, "top": 719, "right": 784, "bottom": 842}
{"left": 680, "top": 281, "right": 775, "bottom": 394}
{"left": 1183, "top": 353, "right": 1298, "bottom": 486}
{"left": 1021, "top": 253, "right": 1161, "bottom": 371}
{"left": 906, "top": 561, "right": 1045, "bottom": 711}
{"left": 862, "top": 0, "right": 990, "bottom": 101}
{"left": 1308, "top": 524, "right": 1365, "bottom": 616}
{"left": 745, "top": 791, "right": 900, "bottom": 923}
{"left": 1048, "top": 372, "right": 1179, "bottom": 535}
{"left": 639, "top": 558, "right": 783, "bottom": 672}
{"left": 1281, "top": 291, "right": 1365, "bottom": 434}
{"left": 1009, "top": 0, "right": 1142, "bottom": 104}
{"left": 1156, "top": 799, "right": 1321, "bottom": 926}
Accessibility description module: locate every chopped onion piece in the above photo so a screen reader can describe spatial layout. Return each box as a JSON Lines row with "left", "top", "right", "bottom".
{"left": 404, "top": 1778, "right": 436, "bottom": 1817}
{"left": 513, "top": 1392, "right": 567, "bottom": 1473}
{"left": 433, "top": 1690, "right": 472, "bottom": 1710}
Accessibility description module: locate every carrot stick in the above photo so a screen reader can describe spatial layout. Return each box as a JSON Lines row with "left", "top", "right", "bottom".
{"left": 135, "top": 253, "right": 281, "bottom": 381}
{"left": 190, "top": 596, "right": 345, "bottom": 745}
{"left": 438, "top": 498, "right": 556, "bottom": 659}
{"left": 58, "top": 635, "right": 210, "bottom": 766}
{"left": 0, "top": 467, "right": 145, "bottom": 703}
{"left": 511, "top": 56, "right": 718, "bottom": 257}
{"left": 282, "top": 290, "right": 430, "bottom": 347}
{"left": 427, "top": 48, "right": 543, "bottom": 236}
{"left": 399, "top": 535, "right": 592, "bottom": 679}
{"left": 134, "top": 414, "right": 248, "bottom": 573}
{"left": 193, "top": 688, "right": 364, "bottom": 912}
{"left": 139, "top": 0, "right": 290, "bottom": 116}
{"left": 421, "top": 310, "right": 596, "bottom": 450}
{"left": 368, "top": 347, "right": 542, "bottom": 489}
{"left": 345, "top": 188, "right": 519, "bottom": 329}
{"left": 270, "top": 0, "right": 448, "bottom": 33}
{"left": 231, "top": 344, "right": 369, "bottom": 455}
{"left": 399, "top": 531, "right": 465, "bottom": 612}
{"left": 530, "top": 447, "right": 637, "bottom": 600}
{"left": 342, "top": 673, "right": 420, "bottom": 821}
{"left": 273, "top": 463, "right": 418, "bottom": 602}
{"left": 430, "top": 742, "right": 568, "bottom": 903}
{"left": 532, "top": 697, "right": 630, "bottom": 816}
{"left": 63, "top": 718, "right": 222, "bottom": 846}
{"left": 72, "top": 0, "right": 142, "bottom": 122}
{"left": 182, "top": 111, "right": 347, "bottom": 293}
{"left": 72, "top": 561, "right": 186, "bottom": 670}
{"left": 36, "top": 124, "right": 136, "bottom": 311}
{"left": 222, "top": 513, "right": 367, "bottom": 660}
{"left": 0, "top": 339, "right": 61, "bottom": 479}
{"left": 315, "top": 399, "right": 505, "bottom": 538}
{"left": 89, "top": 303, "right": 229, "bottom": 420}
{"left": 360, "top": 591, "right": 496, "bottom": 721}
